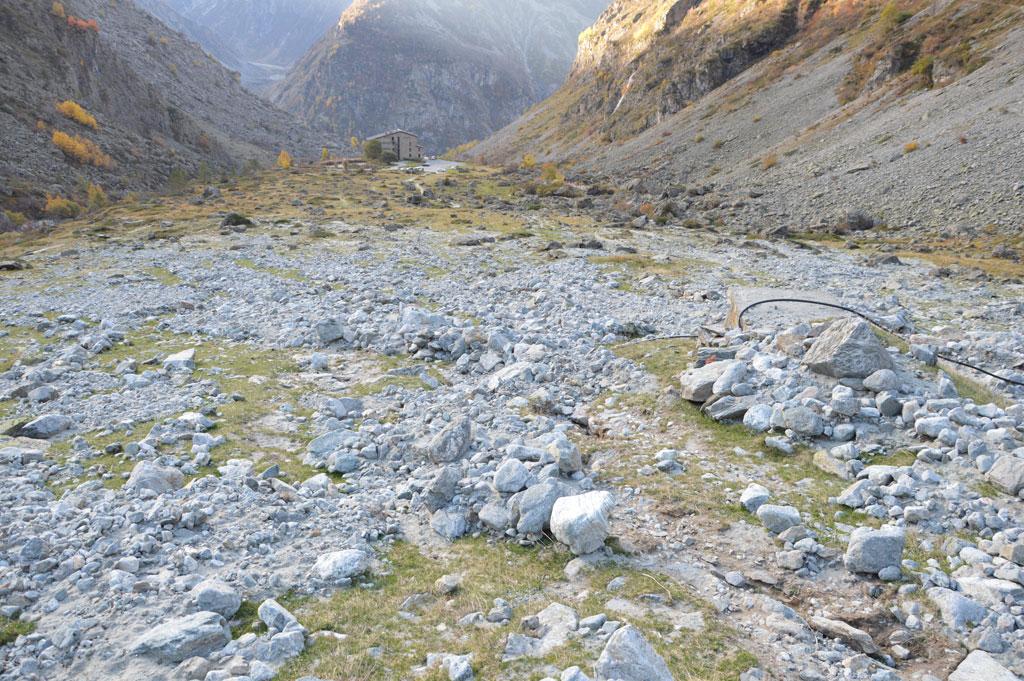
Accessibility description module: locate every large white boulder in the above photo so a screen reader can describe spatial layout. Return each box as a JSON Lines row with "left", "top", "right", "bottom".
{"left": 550, "top": 491, "right": 614, "bottom": 555}
{"left": 313, "top": 549, "right": 371, "bottom": 584}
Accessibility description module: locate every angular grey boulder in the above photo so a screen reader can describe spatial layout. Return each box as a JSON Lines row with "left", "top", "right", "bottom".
{"left": 595, "top": 625, "right": 673, "bottom": 681}
{"left": 986, "top": 456, "right": 1024, "bottom": 495}
{"left": 125, "top": 460, "right": 185, "bottom": 495}
{"left": 678, "top": 361, "right": 735, "bottom": 402}
{"left": 131, "top": 611, "right": 230, "bottom": 662}
{"left": 17, "top": 414, "right": 72, "bottom": 439}
{"left": 949, "top": 650, "right": 1018, "bottom": 681}
{"left": 426, "top": 416, "right": 473, "bottom": 464}
{"left": 802, "top": 318, "right": 894, "bottom": 378}
{"left": 516, "top": 481, "right": 565, "bottom": 534}
{"left": 844, "top": 526, "right": 904, "bottom": 575}
{"left": 191, "top": 579, "right": 241, "bottom": 618}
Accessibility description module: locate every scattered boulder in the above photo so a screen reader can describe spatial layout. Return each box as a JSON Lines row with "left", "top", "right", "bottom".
{"left": 986, "top": 456, "right": 1024, "bottom": 495}
{"left": 15, "top": 414, "right": 72, "bottom": 439}
{"left": 427, "top": 416, "right": 473, "bottom": 464}
{"left": 755, "top": 504, "right": 801, "bottom": 534}
{"left": 678, "top": 361, "right": 735, "bottom": 402}
{"left": 191, "top": 579, "right": 241, "bottom": 618}
{"left": 131, "top": 611, "right": 231, "bottom": 663}
{"left": 948, "top": 650, "right": 1018, "bottom": 681}
{"left": 516, "top": 481, "right": 565, "bottom": 534}
{"left": 844, "top": 526, "right": 904, "bottom": 575}
{"left": 802, "top": 318, "right": 894, "bottom": 378}
{"left": 313, "top": 549, "right": 370, "bottom": 584}
{"left": 163, "top": 348, "right": 197, "bottom": 372}
{"left": 594, "top": 625, "right": 673, "bottom": 681}
{"left": 125, "top": 460, "right": 185, "bottom": 495}
{"left": 809, "top": 616, "right": 879, "bottom": 655}
{"left": 550, "top": 491, "right": 614, "bottom": 555}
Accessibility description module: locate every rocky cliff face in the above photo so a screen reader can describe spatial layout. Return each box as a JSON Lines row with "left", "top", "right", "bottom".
{"left": 154, "top": 0, "right": 352, "bottom": 89}
{"left": 470, "top": 0, "right": 1024, "bottom": 234}
{"left": 0, "top": 0, "right": 323, "bottom": 216}
{"left": 269, "top": 0, "right": 608, "bottom": 154}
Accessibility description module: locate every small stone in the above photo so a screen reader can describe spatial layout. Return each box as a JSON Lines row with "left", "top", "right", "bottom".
{"left": 844, "top": 526, "right": 904, "bottom": 575}
{"left": 550, "top": 491, "right": 615, "bottom": 555}
{"left": 594, "top": 625, "right": 673, "bottom": 681}
{"left": 755, "top": 505, "right": 801, "bottom": 534}
{"left": 739, "top": 483, "right": 770, "bottom": 512}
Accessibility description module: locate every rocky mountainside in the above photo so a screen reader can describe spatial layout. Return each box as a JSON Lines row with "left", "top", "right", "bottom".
{"left": 0, "top": 0, "right": 323, "bottom": 218}
{"left": 471, "top": 0, "right": 1024, "bottom": 235}
{"left": 154, "top": 0, "right": 352, "bottom": 90}
{"left": 269, "top": 0, "right": 609, "bottom": 154}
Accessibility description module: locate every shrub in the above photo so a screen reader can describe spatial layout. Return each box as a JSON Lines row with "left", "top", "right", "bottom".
{"left": 712, "top": 139, "right": 725, "bottom": 149}
{"left": 56, "top": 100, "right": 98, "bottom": 129}
{"left": 67, "top": 16, "right": 99, "bottom": 32}
{"left": 521, "top": 153, "right": 537, "bottom": 169}
{"left": 86, "top": 182, "right": 108, "bottom": 211}
{"left": 362, "top": 139, "right": 382, "bottom": 161}
{"left": 320, "top": 147, "right": 329, "bottom": 161}
{"left": 51, "top": 130, "right": 113, "bottom": 168}
{"left": 167, "top": 167, "right": 190, "bottom": 194}
{"left": 878, "top": 2, "right": 913, "bottom": 32}
{"left": 36, "top": 120, "right": 47, "bottom": 132}
{"left": 44, "top": 194, "right": 81, "bottom": 218}
{"left": 762, "top": 154, "right": 779, "bottom": 170}
{"left": 903, "top": 141, "right": 919, "bottom": 153}
{"left": 3, "top": 210, "right": 27, "bottom": 227}
{"left": 51, "top": 2, "right": 65, "bottom": 18}
{"left": 381, "top": 151, "right": 398, "bottom": 164}
{"left": 277, "top": 150, "right": 293, "bottom": 169}
{"left": 350, "top": 136, "right": 360, "bottom": 150}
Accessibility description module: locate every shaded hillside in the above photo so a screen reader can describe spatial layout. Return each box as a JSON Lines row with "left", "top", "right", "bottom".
{"left": 0, "top": 0, "right": 323, "bottom": 218}
{"left": 269, "top": 0, "right": 608, "bottom": 154}
{"left": 471, "top": 0, "right": 1024, "bottom": 234}
{"left": 156, "top": 0, "right": 351, "bottom": 90}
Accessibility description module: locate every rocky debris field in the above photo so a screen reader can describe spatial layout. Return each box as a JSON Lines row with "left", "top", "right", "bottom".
{"left": 1, "top": 165, "right": 1024, "bottom": 681}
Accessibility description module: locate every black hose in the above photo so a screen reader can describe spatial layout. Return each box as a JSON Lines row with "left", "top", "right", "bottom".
{"left": 736, "top": 297, "right": 1024, "bottom": 388}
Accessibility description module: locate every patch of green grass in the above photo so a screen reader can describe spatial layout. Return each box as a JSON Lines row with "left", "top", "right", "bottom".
{"left": 0, "top": 616, "right": 35, "bottom": 646}
{"left": 235, "top": 257, "right": 306, "bottom": 282}
{"left": 277, "top": 538, "right": 756, "bottom": 681}
{"left": 144, "top": 266, "right": 182, "bottom": 286}
{"left": 231, "top": 600, "right": 267, "bottom": 638}
{"left": 861, "top": 448, "right": 917, "bottom": 467}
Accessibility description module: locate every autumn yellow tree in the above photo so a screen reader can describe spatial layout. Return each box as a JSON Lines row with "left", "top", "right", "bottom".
{"left": 321, "top": 147, "right": 329, "bottom": 161}
{"left": 277, "top": 150, "right": 293, "bottom": 169}
{"left": 350, "top": 136, "right": 359, "bottom": 150}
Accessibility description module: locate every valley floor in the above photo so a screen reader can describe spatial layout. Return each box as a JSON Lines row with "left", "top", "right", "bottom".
{"left": 1, "top": 164, "right": 1023, "bottom": 681}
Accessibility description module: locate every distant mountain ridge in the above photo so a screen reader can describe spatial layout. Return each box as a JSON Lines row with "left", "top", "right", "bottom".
{"left": 269, "top": 0, "right": 609, "bottom": 153}
{"left": 153, "top": 0, "right": 352, "bottom": 89}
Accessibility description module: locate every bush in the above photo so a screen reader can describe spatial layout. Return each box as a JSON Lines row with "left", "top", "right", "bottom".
{"left": 362, "top": 139, "right": 382, "bottom": 161}
{"left": 56, "top": 100, "right": 98, "bottom": 129}
{"left": 3, "top": 210, "right": 27, "bottom": 227}
{"left": 381, "top": 151, "right": 398, "bottom": 164}
{"left": 276, "top": 150, "right": 293, "bottom": 170}
{"left": 903, "top": 141, "right": 919, "bottom": 153}
{"left": 167, "top": 167, "right": 190, "bottom": 194}
{"left": 51, "top": 130, "right": 113, "bottom": 168}
{"left": 51, "top": 2, "right": 65, "bottom": 18}
{"left": 761, "top": 154, "right": 779, "bottom": 170}
{"left": 67, "top": 16, "right": 99, "bottom": 32}
{"left": 878, "top": 2, "right": 912, "bottom": 32}
{"left": 521, "top": 153, "right": 537, "bottom": 169}
{"left": 321, "top": 147, "right": 329, "bottom": 161}
{"left": 44, "top": 194, "right": 81, "bottom": 218}
{"left": 86, "top": 182, "right": 108, "bottom": 211}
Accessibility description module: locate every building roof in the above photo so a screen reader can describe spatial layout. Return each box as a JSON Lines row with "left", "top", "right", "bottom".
{"left": 367, "top": 129, "right": 418, "bottom": 140}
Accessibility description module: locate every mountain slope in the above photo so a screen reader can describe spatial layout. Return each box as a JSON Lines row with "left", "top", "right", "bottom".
{"left": 158, "top": 0, "right": 352, "bottom": 89}
{"left": 0, "top": 0, "right": 322, "bottom": 217}
{"left": 269, "top": 0, "right": 609, "bottom": 154}
{"left": 471, "top": 0, "right": 1024, "bottom": 234}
